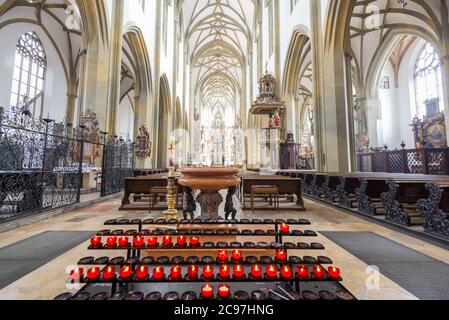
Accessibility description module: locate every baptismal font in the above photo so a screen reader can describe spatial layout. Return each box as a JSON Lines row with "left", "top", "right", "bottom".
{"left": 177, "top": 167, "right": 241, "bottom": 220}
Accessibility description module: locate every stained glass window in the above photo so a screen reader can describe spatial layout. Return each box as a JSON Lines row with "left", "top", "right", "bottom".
{"left": 9, "top": 32, "right": 47, "bottom": 111}
{"left": 414, "top": 43, "right": 443, "bottom": 117}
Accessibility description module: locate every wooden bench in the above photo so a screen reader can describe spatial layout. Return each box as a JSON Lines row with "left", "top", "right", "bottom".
{"left": 250, "top": 185, "right": 280, "bottom": 213}
{"left": 322, "top": 173, "right": 341, "bottom": 203}
{"left": 417, "top": 182, "right": 449, "bottom": 238}
{"left": 239, "top": 171, "right": 305, "bottom": 211}
{"left": 354, "top": 177, "right": 389, "bottom": 216}
{"left": 310, "top": 173, "right": 326, "bottom": 199}
{"left": 337, "top": 175, "right": 361, "bottom": 208}
{"left": 381, "top": 179, "right": 428, "bottom": 226}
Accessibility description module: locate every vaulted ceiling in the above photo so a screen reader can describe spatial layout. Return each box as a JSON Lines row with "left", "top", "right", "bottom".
{"left": 349, "top": 0, "right": 443, "bottom": 93}
{"left": 182, "top": 0, "right": 257, "bottom": 123}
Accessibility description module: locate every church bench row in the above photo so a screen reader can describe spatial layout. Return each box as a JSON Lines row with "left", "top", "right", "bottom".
{"left": 277, "top": 170, "right": 449, "bottom": 239}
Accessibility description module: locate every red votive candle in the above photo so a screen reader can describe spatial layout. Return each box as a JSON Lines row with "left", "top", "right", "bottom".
{"left": 297, "top": 265, "right": 309, "bottom": 280}
{"left": 251, "top": 265, "right": 262, "bottom": 279}
{"left": 177, "top": 236, "right": 187, "bottom": 246}
{"left": 106, "top": 236, "right": 117, "bottom": 247}
{"left": 136, "top": 265, "right": 149, "bottom": 280}
{"left": 190, "top": 236, "right": 200, "bottom": 246}
{"left": 118, "top": 236, "right": 129, "bottom": 247}
{"left": 133, "top": 236, "right": 144, "bottom": 247}
{"left": 188, "top": 265, "right": 199, "bottom": 280}
{"left": 70, "top": 267, "right": 84, "bottom": 281}
{"left": 102, "top": 266, "right": 115, "bottom": 281}
{"left": 218, "top": 250, "right": 228, "bottom": 262}
{"left": 203, "top": 265, "right": 214, "bottom": 279}
{"left": 232, "top": 249, "right": 242, "bottom": 261}
{"left": 280, "top": 223, "right": 290, "bottom": 234}
{"left": 276, "top": 249, "right": 287, "bottom": 262}
{"left": 120, "top": 265, "right": 133, "bottom": 280}
{"left": 86, "top": 267, "right": 100, "bottom": 281}
{"left": 328, "top": 266, "right": 341, "bottom": 280}
{"left": 170, "top": 266, "right": 182, "bottom": 280}
{"left": 219, "top": 265, "right": 230, "bottom": 279}
{"left": 233, "top": 265, "right": 245, "bottom": 279}
{"left": 201, "top": 284, "right": 214, "bottom": 299}
{"left": 218, "top": 284, "right": 231, "bottom": 299}
{"left": 281, "top": 265, "right": 293, "bottom": 280}
{"left": 152, "top": 266, "right": 165, "bottom": 280}
{"left": 162, "top": 235, "right": 173, "bottom": 247}
{"left": 90, "top": 237, "right": 102, "bottom": 248}
{"left": 313, "top": 265, "right": 325, "bottom": 279}
{"left": 147, "top": 236, "right": 158, "bottom": 247}
{"left": 266, "top": 265, "right": 278, "bottom": 279}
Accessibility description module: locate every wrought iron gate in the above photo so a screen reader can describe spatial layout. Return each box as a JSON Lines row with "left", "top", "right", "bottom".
{"left": 0, "top": 107, "right": 134, "bottom": 223}
{"left": 101, "top": 137, "right": 134, "bottom": 197}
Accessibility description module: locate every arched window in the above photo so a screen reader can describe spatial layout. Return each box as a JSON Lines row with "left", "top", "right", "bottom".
{"left": 9, "top": 32, "right": 47, "bottom": 112}
{"left": 414, "top": 43, "right": 443, "bottom": 118}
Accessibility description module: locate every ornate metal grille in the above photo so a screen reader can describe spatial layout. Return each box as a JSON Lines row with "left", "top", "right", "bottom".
{"left": 101, "top": 137, "right": 134, "bottom": 197}
{"left": 0, "top": 107, "right": 134, "bottom": 222}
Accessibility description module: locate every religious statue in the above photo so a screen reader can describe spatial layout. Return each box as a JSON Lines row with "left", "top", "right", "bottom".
{"left": 269, "top": 111, "right": 281, "bottom": 128}
{"left": 134, "top": 125, "right": 151, "bottom": 161}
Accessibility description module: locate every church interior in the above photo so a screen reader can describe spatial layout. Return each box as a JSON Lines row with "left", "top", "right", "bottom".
{"left": 0, "top": 0, "right": 449, "bottom": 302}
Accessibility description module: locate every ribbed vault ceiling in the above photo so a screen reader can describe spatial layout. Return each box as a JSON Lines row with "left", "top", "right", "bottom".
{"left": 349, "top": 0, "right": 442, "bottom": 90}
{"left": 182, "top": 0, "right": 256, "bottom": 125}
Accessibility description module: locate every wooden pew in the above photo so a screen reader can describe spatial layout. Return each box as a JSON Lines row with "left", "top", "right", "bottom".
{"left": 417, "top": 182, "right": 449, "bottom": 238}
{"left": 239, "top": 171, "right": 305, "bottom": 210}
{"left": 120, "top": 173, "right": 182, "bottom": 211}
{"left": 377, "top": 174, "right": 449, "bottom": 226}
{"left": 381, "top": 179, "right": 428, "bottom": 226}
{"left": 321, "top": 173, "right": 341, "bottom": 203}
{"left": 310, "top": 173, "right": 326, "bottom": 199}
{"left": 276, "top": 170, "right": 316, "bottom": 198}
{"left": 337, "top": 175, "right": 361, "bottom": 208}
{"left": 354, "top": 176, "right": 389, "bottom": 216}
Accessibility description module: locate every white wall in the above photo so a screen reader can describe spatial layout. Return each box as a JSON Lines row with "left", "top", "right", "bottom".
{"left": 118, "top": 91, "right": 135, "bottom": 140}
{"left": 377, "top": 39, "right": 425, "bottom": 150}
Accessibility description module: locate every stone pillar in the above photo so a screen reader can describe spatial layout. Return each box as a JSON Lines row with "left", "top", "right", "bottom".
{"left": 343, "top": 52, "right": 357, "bottom": 171}
{"left": 78, "top": 38, "right": 110, "bottom": 131}
{"left": 440, "top": 0, "right": 449, "bottom": 146}
{"left": 152, "top": 0, "right": 163, "bottom": 168}
{"left": 321, "top": 45, "right": 351, "bottom": 171}
{"left": 105, "top": 0, "right": 124, "bottom": 136}
{"left": 309, "top": 0, "right": 325, "bottom": 171}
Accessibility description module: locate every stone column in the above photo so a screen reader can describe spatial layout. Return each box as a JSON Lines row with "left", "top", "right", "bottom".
{"left": 105, "top": 0, "right": 124, "bottom": 136}
{"left": 309, "top": 0, "right": 325, "bottom": 171}
{"left": 321, "top": 37, "right": 352, "bottom": 171}
{"left": 440, "top": 0, "right": 449, "bottom": 145}
{"left": 152, "top": 0, "right": 163, "bottom": 168}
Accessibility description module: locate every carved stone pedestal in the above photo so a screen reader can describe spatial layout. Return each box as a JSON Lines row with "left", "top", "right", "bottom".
{"left": 177, "top": 167, "right": 241, "bottom": 221}
{"left": 196, "top": 191, "right": 223, "bottom": 219}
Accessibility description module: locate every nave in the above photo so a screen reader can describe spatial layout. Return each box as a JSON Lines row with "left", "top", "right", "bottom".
{"left": 0, "top": 193, "right": 448, "bottom": 300}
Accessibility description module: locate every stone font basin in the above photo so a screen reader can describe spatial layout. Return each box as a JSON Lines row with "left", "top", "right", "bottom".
{"left": 177, "top": 167, "right": 241, "bottom": 219}
{"left": 177, "top": 167, "right": 241, "bottom": 192}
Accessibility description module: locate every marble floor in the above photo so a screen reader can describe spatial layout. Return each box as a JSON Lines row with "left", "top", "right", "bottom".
{"left": 0, "top": 197, "right": 448, "bottom": 300}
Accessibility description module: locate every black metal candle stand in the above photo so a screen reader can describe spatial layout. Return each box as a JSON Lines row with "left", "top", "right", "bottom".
{"left": 95, "top": 230, "right": 318, "bottom": 237}
{"left": 58, "top": 218, "right": 356, "bottom": 301}
{"left": 104, "top": 218, "right": 311, "bottom": 226}
{"left": 77, "top": 255, "right": 334, "bottom": 266}
{"left": 58, "top": 281, "right": 356, "bottom": 301}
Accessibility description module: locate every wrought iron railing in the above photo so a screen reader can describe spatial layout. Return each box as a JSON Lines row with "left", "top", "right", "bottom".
{"left": 0, "top": 107, "right": 134, "bottom": 222}
{"left": 357, "top": 148, "right": 449, "bottom": 175}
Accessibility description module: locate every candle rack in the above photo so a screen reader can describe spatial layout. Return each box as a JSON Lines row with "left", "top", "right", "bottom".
{"left": 77, "top": 255, "right": 334, "bottom": 266}
{"left": 58, "top": 218, "right": 356, "bottom": 301}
